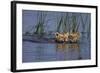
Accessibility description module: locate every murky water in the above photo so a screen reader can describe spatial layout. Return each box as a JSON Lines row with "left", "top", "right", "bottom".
{"left": 22, "top": 35, "right": 91, "bottom": 63}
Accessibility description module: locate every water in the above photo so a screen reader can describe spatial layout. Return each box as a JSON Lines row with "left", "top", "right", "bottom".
{"left": 22, "top": 35, "right": 91, "bottom": 63}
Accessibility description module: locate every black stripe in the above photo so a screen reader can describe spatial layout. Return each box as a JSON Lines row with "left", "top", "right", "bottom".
{"left": 11, "top": 1, "right": 16, "bottom": 72}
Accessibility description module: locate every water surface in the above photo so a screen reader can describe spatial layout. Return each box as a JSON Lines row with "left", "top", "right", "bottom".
{"left": 22, "top": 35, "right": 91, "bottom": 63}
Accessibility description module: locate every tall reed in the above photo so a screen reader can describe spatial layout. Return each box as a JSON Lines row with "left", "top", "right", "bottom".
{"left": 56, "top": 13, "right": 68, "bottom": 33}
{"left": 71, "top": 14, "right": 79, "bottom": 33}
{"left": 34, "top": 11, "right": 47, "bottom": 36}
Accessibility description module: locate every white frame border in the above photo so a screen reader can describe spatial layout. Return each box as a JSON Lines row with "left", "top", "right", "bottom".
{"left": 16, "top": 3, "right": 96, "bottom": 70}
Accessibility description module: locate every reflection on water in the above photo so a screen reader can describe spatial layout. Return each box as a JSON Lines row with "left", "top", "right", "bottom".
{"left": 22, "top": 37, "right": 90, "bottom": 63}
{"left": 56, "top": 43, "right": 79, "bottom": 49}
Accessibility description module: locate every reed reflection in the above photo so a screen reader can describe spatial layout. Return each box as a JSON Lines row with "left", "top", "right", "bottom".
{"left": 56, "top": 43, "right": 81, "bottom": 60}
{"left": 56, "top": 43, "right": 79, "bottom": 50}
